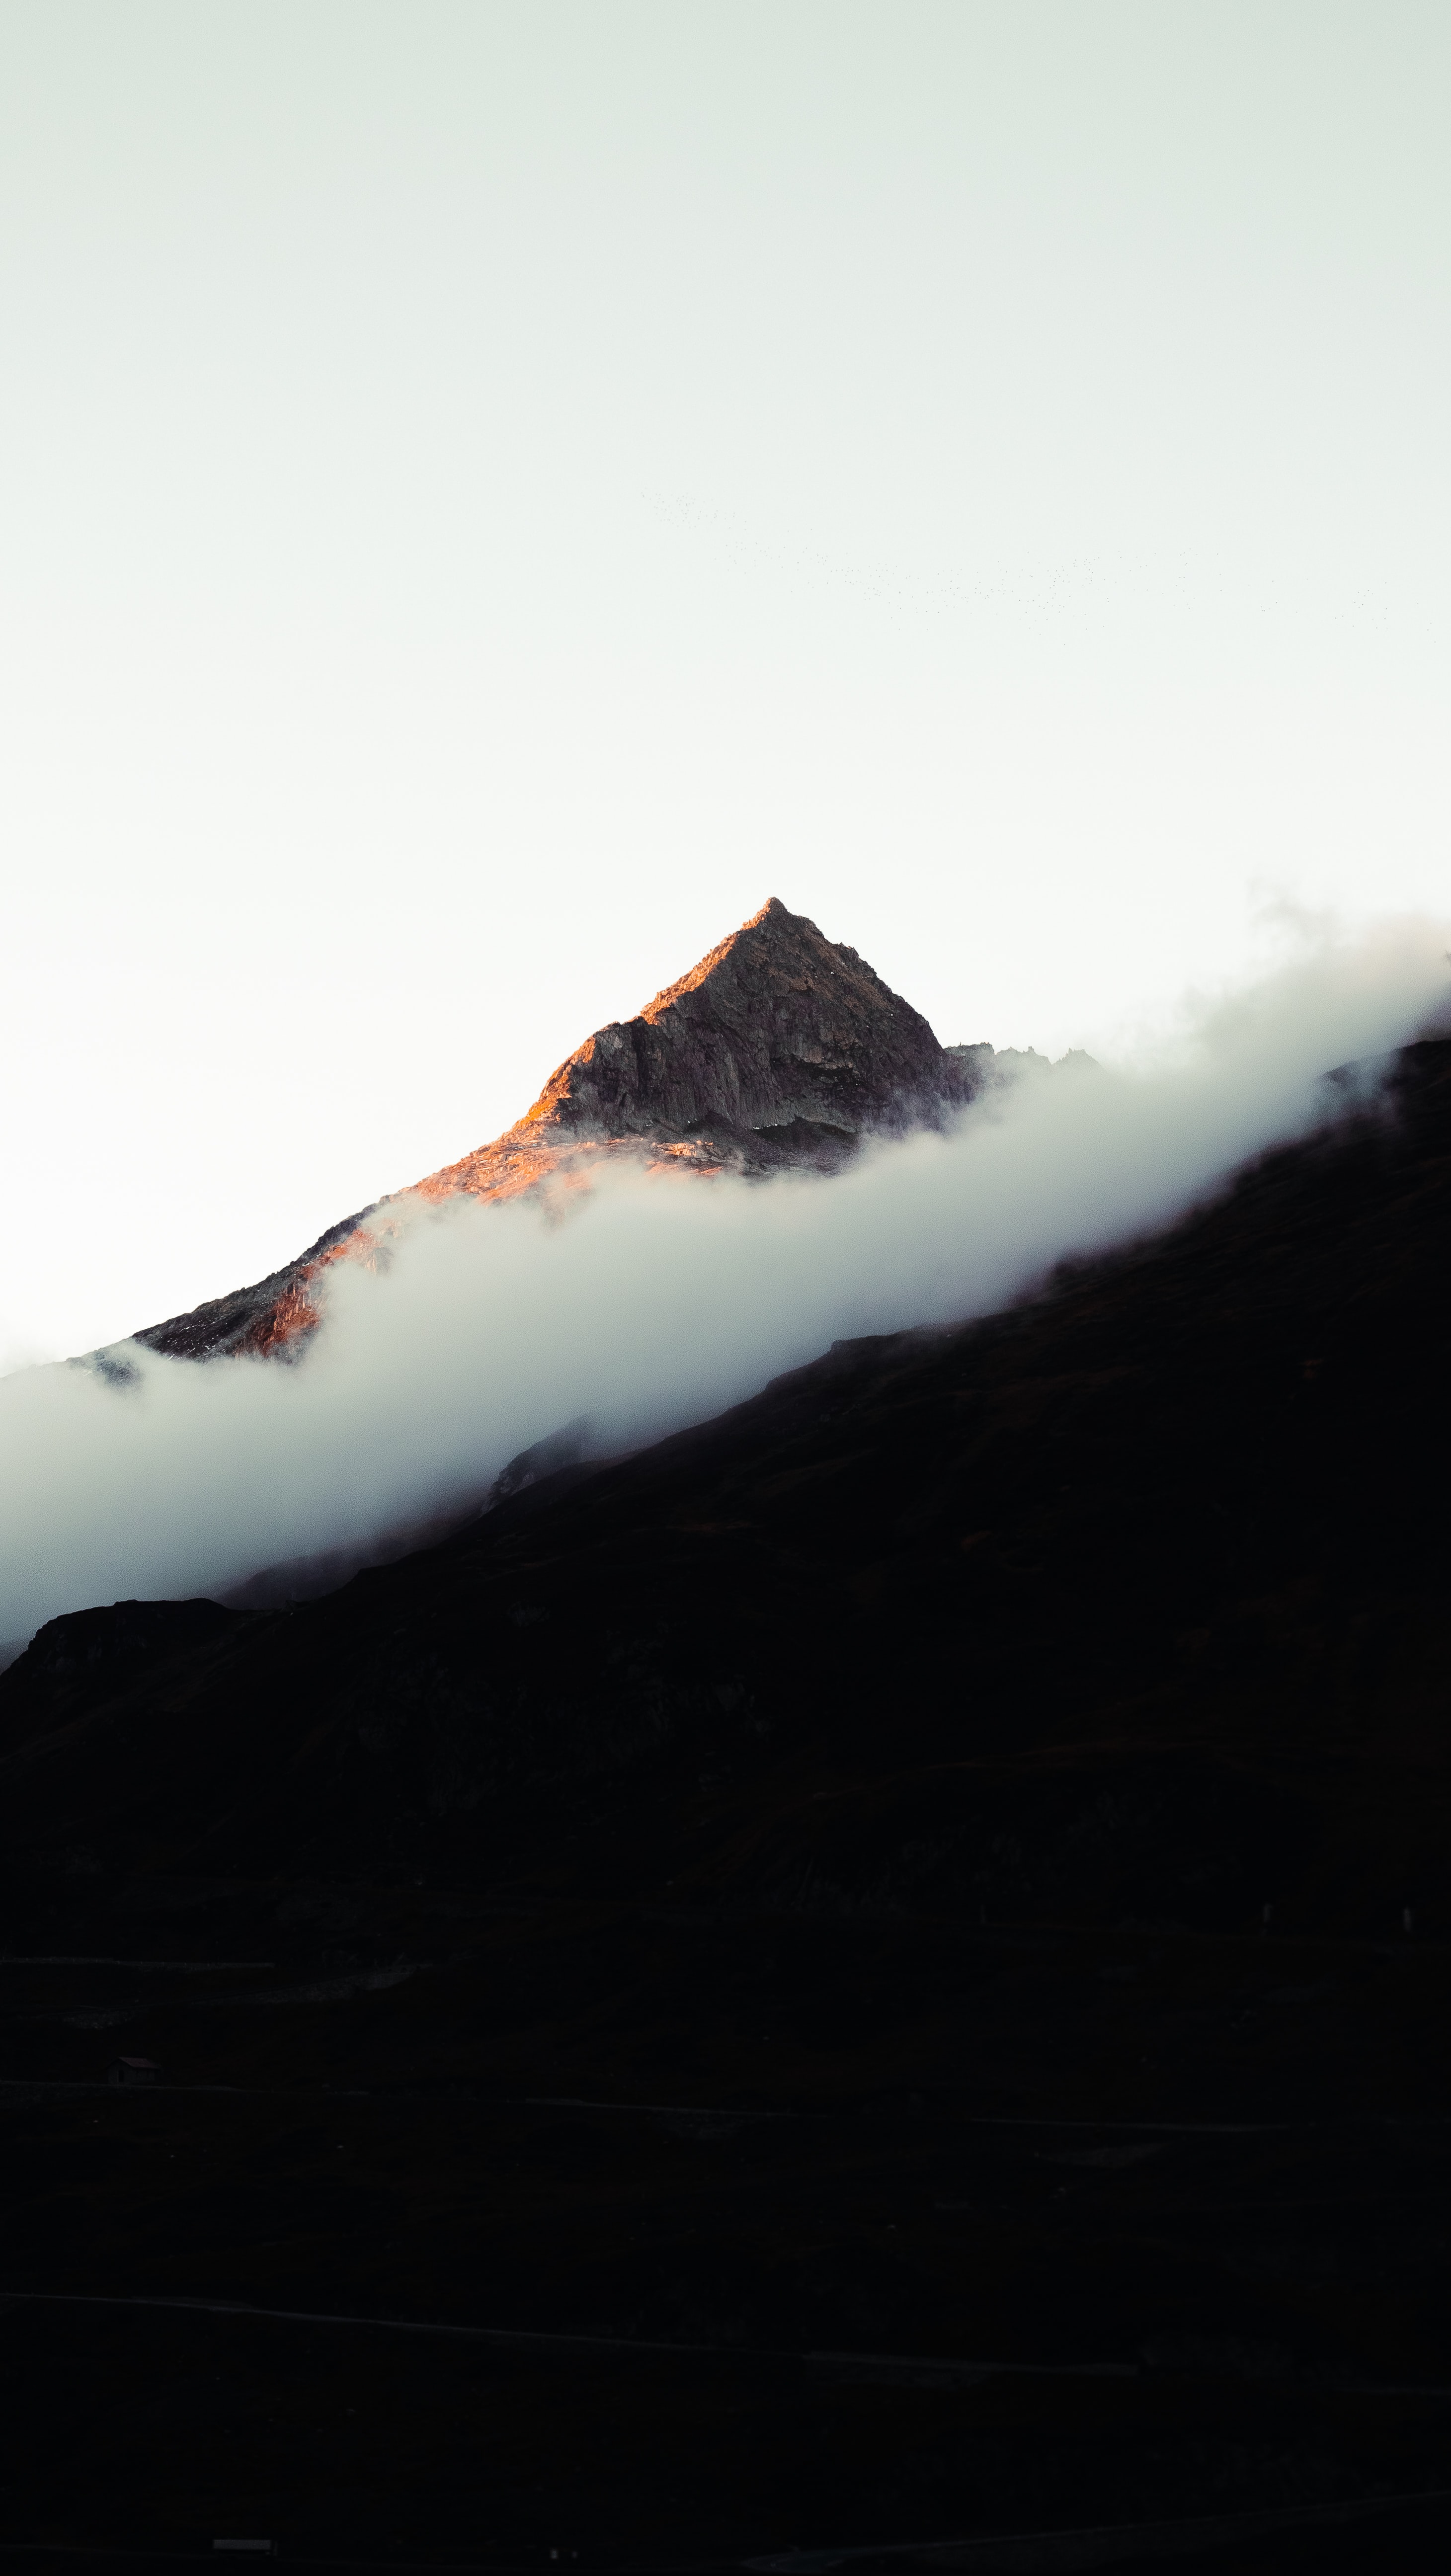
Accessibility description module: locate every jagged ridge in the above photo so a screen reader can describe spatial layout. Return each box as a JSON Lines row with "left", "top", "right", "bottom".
{"left": 132, "top": 897, "right": 992, "bottom": 1363}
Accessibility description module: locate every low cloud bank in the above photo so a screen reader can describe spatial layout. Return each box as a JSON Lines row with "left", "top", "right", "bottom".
{"left": 2, "top": 921, "right": 1447, "bottom": 1653}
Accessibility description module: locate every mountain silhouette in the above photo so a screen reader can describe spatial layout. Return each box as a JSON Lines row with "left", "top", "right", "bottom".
{"left": 7, "top": 1014, "right": 1451, "bottom": 2562}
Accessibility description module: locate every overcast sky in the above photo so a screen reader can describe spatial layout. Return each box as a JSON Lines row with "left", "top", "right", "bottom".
{"left": 3, "top": 1, "right": 1449, "bottom": 1369}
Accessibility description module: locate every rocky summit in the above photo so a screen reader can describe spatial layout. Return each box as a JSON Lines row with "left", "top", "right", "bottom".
{"left": 131, "top": 897, "right": 993, "bottom": 1364}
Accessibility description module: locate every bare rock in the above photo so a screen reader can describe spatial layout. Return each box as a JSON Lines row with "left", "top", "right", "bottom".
{"left": 131, "top": 897, "right": 986, "bottom": 1362}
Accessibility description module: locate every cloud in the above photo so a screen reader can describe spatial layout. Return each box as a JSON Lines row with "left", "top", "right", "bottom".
{"left": 1, "top": 918, "right": 1447, "bottom": 1655}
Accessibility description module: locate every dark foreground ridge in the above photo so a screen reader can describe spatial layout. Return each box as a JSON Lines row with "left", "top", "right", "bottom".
{"left": 3, "top": 1039, "right": 1451, "bottom": 2567}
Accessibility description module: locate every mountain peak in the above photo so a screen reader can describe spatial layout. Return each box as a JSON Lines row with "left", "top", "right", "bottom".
{"left": 509, "top": 895, "right": 959, "bottom": 1156}
{"left": 133, "top": 900, "right": 981, "bottom": 1362}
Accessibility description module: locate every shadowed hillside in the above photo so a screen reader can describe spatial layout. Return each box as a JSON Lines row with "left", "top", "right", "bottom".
{"left": 2, "top": 1040, "right": 1451, "bottom": 2569}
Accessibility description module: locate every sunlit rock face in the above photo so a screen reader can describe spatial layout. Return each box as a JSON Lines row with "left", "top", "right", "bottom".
{"left": 131, "top": 898, "right": 990, "bottom": 1362}
{"left": 420, "top": 895, "right": 981, "bottom": 1198}
{"left": 518, "top": 894, "right": 972, "bottom": 1152}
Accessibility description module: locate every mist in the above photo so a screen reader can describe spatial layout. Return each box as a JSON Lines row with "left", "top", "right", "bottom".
{"left": 2, "top": 921, "right": 1446, "bottom": 1657}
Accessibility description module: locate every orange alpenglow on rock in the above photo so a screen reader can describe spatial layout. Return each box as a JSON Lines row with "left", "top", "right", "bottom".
{"left": 130, "top": 898, "right": 992, "bottom": 1364}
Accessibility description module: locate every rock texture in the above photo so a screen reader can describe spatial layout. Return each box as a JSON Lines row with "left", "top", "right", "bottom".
{"left": 132, "top": 897, "right": 988, "bottom": 1362}
{"left": 127, "top": 1207, "right": 378, "bottom": 1365}
{"left": 432, "top": 894, "right": 975, "bottom": 1187}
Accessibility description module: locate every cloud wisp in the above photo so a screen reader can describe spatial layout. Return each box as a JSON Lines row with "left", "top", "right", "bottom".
{"left": 1, "top": 919, "right": 1446, "bottom": 1655}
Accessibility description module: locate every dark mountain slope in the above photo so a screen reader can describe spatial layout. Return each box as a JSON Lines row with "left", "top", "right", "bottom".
{"left": 3, "top": 1041, "right": 1451, "bottom": 2569}
{"left": 10, "top": 1038, "right": 1451, "bottom": 1931}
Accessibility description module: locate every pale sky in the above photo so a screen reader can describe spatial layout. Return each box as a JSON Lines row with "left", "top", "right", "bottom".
{"left": 3, "top": 1, "right": 1450, "bottom": 1369}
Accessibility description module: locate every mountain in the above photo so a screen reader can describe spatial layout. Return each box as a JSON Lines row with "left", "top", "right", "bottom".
{"left": 16, "top": 1035, "right": 1451, "bottom": 1919}
{"left": 3, "top": 1038, "right": 1451, "bottom": 2565}
{"left": 131, "top": 896, "right": 997, "bottom": 1363}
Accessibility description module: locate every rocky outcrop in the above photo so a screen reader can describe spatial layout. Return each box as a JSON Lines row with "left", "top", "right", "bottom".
{"left": 131, "top": 898, "right": 991, "bottom": 1362}
{"left": 127, "top": 1207, "right": 377, "bottom": 1364}
{"left": 484, "top": 895, "right": 969, "bottom": 1153}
